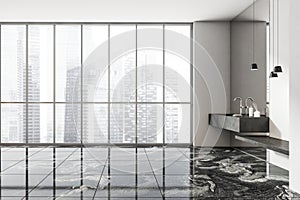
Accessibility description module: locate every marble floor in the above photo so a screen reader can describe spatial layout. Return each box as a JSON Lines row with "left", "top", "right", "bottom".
{"left": 0, "top": 146, "right": 299, "bottom": 199}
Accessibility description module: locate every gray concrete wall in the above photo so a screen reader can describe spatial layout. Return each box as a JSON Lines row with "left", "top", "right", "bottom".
{"left": 193, "top": 22, "right": 231, "bottom": 147}
{"left": 230, "top": 21, "right": 267, "bottom": 114}
{"left": 230, "top": 21, "right": 267, "bottom": 147}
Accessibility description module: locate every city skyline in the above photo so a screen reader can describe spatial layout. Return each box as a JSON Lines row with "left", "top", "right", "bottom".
{"left": 1, "top": 24, "right": 191, "bottom": 144}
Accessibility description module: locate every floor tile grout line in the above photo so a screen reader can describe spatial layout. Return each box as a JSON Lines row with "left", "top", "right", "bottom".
{"left": 92, "top": 156, "right": 109, "bottom": 199}
{"left": 80, "top": 147, "right": 83, "bottom": 199}
{"left": 108, "top": 147, "right": 111, "bottom": 199}
{"left": 135, "top": 148, "right": 138, "bottom": 199}
{"left": 177, "top": 148, "right": 195, "bottom": 194}
{"left": 25, "top": 148, "right": 29, "bottom": 198}
{"left": 23, "top": 148, "right": 79, "bottom": 199}
{"left": 176, "top": 148, "right": 192, "bottom": 161}
{"left": 53, "top": 148, "right": 56, "bottom": 198}
{"left": 0, "top": 147, "right": 1, "bottom": 198}
{"left": 20, "top": 147, "right": 79, "bottom": 199}
{"left": 143, "top": 148, "right": 164, "bottom": 198}
{"left": 1, "top": 147, "right": 47, "bottom": 173}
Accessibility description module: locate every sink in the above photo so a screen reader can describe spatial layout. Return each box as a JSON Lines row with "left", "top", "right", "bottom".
{"left": 209, "top": 114, "right": 269, "bottom": 133}
{"left": 232, "top": 114, "right": 242, "bottom": 117}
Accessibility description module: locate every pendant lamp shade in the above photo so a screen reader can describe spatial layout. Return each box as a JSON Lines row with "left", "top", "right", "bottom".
{"left": 269, "top": 71, "right": 278, "bottom": 78}
{"left": 272, "top": 0, "right": 283, "bottom": 77}
{"left": 274, "top": 65, "right": 283, "bottom": 73}
{"left": 251, "top": 63, "right": 258, "bottom": 71}
{"left": 251, "top": 0, "right": 259, "bottom": 71}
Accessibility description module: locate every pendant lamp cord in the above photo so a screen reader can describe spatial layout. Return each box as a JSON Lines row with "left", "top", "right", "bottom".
{"left": 268, "top": 0, "right": 271, "bottom": 73}
{"left": 273, "top": 0, "right": 275, "bottom": 67}
{"left": 277, "top": 0, "right": 279, "bottom": 65}
{"left": 253, "top": 0, "right": 255, "bottom": 63}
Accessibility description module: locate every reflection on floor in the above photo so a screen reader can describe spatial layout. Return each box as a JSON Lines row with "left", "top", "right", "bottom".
{"left": 0, "top": 146, "right": 298, "bottom": 199}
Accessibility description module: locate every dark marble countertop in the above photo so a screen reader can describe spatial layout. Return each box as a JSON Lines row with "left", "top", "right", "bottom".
{"left": 209, "top": 113, "right": 269, "bottom": 133}
{"left": 235, "top": 135, "right": 289, "bottom": 155}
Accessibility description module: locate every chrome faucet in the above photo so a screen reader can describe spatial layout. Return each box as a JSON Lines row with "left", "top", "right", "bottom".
{"left": 233, "top": 97, "right": 244, "bottom": 116}
{"left": 245, "top": 97, "right": 255, "bottom": 114}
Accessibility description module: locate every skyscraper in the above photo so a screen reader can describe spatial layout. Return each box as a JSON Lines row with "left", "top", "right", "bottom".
{"left": 110, "top": 54, "right": 135, "bottom": 143}
{"left": 27, "top": 26, "right": 41, "bottom": 143}
{"left": 64, "top": 67, "right": 81, "bottom": 143}
{"left": 16, "top": 26, "right": 27, "bottom": 143}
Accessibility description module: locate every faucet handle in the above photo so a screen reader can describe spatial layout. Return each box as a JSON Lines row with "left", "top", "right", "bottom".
{"left": 233, "top": 97, "right": 244, "bottom": 115}
{"left": 245, "top": 97, "right": 255, "bottom": 107}
{"left": 233, "top": 97, "right": 242, "bottom": 102}
{"left": 233, "top": 97, "right": 243, "bottom": 107}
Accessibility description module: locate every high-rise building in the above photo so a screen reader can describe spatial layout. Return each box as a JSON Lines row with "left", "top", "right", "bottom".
{"left": 110, "top": 55, "right": 135, "bottom": 143}
{"left": 27, "top": 26, "right": 41, "bottom": 143}
{"left": 64, "top": 67, "right": 81, "bottom": 143}
{"left": 54, "top": 26, "right": 82, "bottom": 143}
{"left": 137, "top": 74, "right": 160, "bottom": 143}
{"left": 16, "top": 26, "right": 27, "bottom": 143}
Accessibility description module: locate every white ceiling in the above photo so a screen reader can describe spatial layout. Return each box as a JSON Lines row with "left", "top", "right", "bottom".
{"left": 0, "top": 0, "right": 254, "bottom": 22}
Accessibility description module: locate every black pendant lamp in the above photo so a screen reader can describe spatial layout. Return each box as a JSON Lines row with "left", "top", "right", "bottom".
{"left": 251, "top": 63, "right": 258, "bottom": 70}
{"left": 251, "top": 0, "right": 258, "bottom": 71}
{"left": 274, "top": 65, "right": 283, "bottom": 72}
{"left": 269, "top": 71, "right": 278, "bottom": 78}
{"left": 269, "top": 0, "right": 277, "bottom": 78}
{"left": 270, "top": 0, "right": 283, "bottom": 77}
{"left": 267, "top": 0, "right": 276, "bottom": 78}
{"left": 274, "top": 0, "right": 283, "bottom": 73}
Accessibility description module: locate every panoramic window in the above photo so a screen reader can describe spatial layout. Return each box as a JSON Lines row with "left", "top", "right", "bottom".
{"left": 0, "top": 23, "right": 192, "bottom": 144}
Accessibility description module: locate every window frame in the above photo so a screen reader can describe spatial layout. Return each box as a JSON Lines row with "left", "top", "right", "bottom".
{"left": 0, "top": 22, "right": 193, "bottom": 146}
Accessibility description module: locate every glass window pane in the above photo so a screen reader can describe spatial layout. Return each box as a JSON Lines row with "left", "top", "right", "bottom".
{"left": 110, "top": 104, "right": 135, "bottom": 143}
{"left": 28, "top": 25, "right": 54, "bottom": 102}
{"left": 1, "top": 104, "right": 25, "bottom": 143}
{"left": 165, "top": 53, "right": 190, "bottom": 102}
{"left": 137, "top": 25, "right": 163, "bottom": 102}
{"left": 28, "top": 104, "right": 53, "bottom": 143}
{"left": 0, "top": 23, "right": 191, "bottom": 145}
{"left": 56, "top": 103, "right": 81, "bottom": 143}
{"left": 1, "top": 25, "right": 26, "bottom": 102}
{"left": 137, "top": 104, "right": 163, "bottom": 143}
{"left": 56, "top": 25, "right": 81, "bottom": 102}
{"left": 165, "top": 25, "right": 191, "bottom": 102}
{"left": 110, "top": 25, "right": 136, "bottom": 102}
{"left": 83, "top": 25, "right": 108, "bottom": 102}
{"left": 165, "top": 25, "right": 190, "bottom": 39}
{"left": 83, "top": 104, "right": 108, "bottom": 143}
{"left": 165, "top": 104, "right": 190, "bottom": 143}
